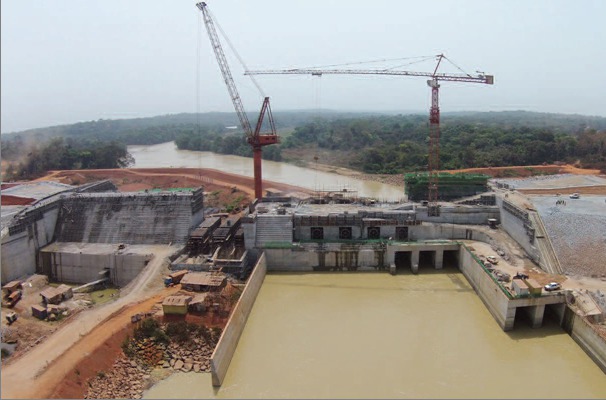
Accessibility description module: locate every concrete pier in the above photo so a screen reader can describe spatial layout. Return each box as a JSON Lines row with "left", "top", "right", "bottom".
{"left": 524, "top": 304, "right": 546, "bottom": 328}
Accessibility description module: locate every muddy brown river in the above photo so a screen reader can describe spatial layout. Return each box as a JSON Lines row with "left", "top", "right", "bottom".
{"left": 128, "top": 142, "right": 405, "bottom": 201}
{"left": 145, "top": 269, "right": 606, "bottom": 399}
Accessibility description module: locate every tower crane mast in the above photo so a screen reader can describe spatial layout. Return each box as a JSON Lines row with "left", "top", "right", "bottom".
{"left": 246, "top": 54, "right": 493, "bottom": 215}
{"left": 196, "top": 2, "right": 279, "bottom": 200}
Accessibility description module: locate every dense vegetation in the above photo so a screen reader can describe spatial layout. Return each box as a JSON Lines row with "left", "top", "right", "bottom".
{"left": 174, "top": 127, "right": 282, "bottom": 161}
{"left": 2, "top": 110, "right": 606, "bottom": 176}
{"left": 282, "top": 112, "right": 606, "bottom": 173}
{"left": 3, "top": 137, "right": 133, "bottom": 180}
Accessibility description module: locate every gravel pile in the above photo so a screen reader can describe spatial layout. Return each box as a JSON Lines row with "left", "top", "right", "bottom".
{"left": 540, "top": 206, "right": 606, "bottom": 277}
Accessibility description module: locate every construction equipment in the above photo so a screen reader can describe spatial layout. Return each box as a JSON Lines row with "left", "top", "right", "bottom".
{"left": 5, "top": 312, "right": 18, "bottom": 325}
{"left": 246, "top": 54, "right": 493, "bottom": 215}
{"left": 196, "top": 2, "right": 279, "bottom": 200}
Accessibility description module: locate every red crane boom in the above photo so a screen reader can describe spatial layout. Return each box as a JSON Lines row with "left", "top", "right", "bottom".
{"left": 196, "top": 2, "right": 279, "bottom": 200}
{"left": 246, "top": 54, "right": 493, "bottom": 215}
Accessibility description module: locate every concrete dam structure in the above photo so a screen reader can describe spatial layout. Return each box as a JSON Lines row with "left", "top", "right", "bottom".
{"left": 1, "top": 187, "right": 204, "bottom": 286}
{"left": 55, "top": 191, "right": 203, "bottom": 244}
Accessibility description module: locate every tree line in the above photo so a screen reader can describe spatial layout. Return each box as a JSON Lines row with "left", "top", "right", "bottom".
{"left": 281, "top": 114, "right": 606, "bottom": 173}
{"left": 3, "top": 137, "right": 133, "bottom": 180}
{"left": 2, "top": 110, "right": 605, "bottom": 177}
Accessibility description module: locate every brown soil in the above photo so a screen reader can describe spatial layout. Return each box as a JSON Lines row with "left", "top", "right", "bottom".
{"left": 517, "top": 185, "right": 606, "bottom": 195}
{"left": 48, "top": 325, "right": 132, "bottom": 399}
{"left": 33, "top": 168, "right": 313, "bottom": 213}
{"left": 42, "top": 283, "right": 236, "bottom": 399}
{"left": 0, "top": 195, "right": 36, "bottom": 205}
{"left": 439, "top": 164, "right": 602, "bottom": 177}
{"left": 11, "top": 288, "right": 179, "bottom": 399}
{"left": 299, "top": 160, "right": 603, "bottom": 188}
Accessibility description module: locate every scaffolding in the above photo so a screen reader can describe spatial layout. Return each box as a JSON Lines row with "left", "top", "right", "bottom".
{"left": 404, "top": 172, "right": 489, "bottom": 202}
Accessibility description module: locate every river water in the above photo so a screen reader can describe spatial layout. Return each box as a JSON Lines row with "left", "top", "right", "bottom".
{"left": 128, "top": 142, "right": 404, "bottom": 201}
{"left": 145, "top": 269, "right": 606, "bottom": 399}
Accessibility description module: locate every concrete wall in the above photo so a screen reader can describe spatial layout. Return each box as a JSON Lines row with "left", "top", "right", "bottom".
{"left": 409, "top": 224, "right": 495, "bottom": 243}
{"left": 459, "top": 245, "right": 566, "bottom": 331}
{"left": 210, "top": 252, "right": 267, "bottom": 386}
{"left": 1, "top": 206, "right": 59, "bottom": 284}
{"left": 496, "top": 197, "right": 540, "bottom": 263}
{"left": 45, "top": 251, "right": 152, "bottom": 286}
{"left": 55, "top": 193, "right": 200, "bottom": 245}
{"left": 416, "top": 205, "right": 500, "bottom": 225}
{"left": 458, "top": 245, "right": 516, "bottom": 330}
{"left": 568, "top": 312, "right": 606, "bottom": 373}
{"left": 293, "top": 223, "right": 497, "bottom": 247}
{"left": 265, "top": 248, "right": 316, "bottom": 271}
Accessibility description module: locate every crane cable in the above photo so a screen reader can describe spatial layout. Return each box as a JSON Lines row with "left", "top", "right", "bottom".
{"left": 207, "top": 7, "right": 266, "bottom": 99}
{"left": 196, "top": 10, "right": 203, "bottom": 177}
{"left": 442, "top": 55, "right": 474, "bottom": 78}
{"left": 297, "top": 55, "right": 436, "bottom": 70}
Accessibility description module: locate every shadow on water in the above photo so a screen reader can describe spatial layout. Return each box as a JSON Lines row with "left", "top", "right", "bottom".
{"left": 265, "top": 264, "right": 473, "bottom": 293}
{"left": 506, "top": 312, "right": 567, "bottom": 340}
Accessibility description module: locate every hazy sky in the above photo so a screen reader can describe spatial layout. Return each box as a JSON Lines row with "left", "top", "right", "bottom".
{"left": 2, "top": 0, "right": 605, "bottom": 133}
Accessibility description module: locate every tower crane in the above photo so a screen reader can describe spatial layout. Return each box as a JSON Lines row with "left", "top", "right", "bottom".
{"left": 196, "top": 2, "right": 279, "bottom": 200}
{"left": 246, "top": 54, "right": 493, "bottom": 215}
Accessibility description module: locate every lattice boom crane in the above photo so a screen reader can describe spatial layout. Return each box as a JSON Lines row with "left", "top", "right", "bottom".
{"left": 246, "top": 54, "right": 493, "bottom": 215}
{"left": 197, "top": 2, "right": 279, "bottom": 200}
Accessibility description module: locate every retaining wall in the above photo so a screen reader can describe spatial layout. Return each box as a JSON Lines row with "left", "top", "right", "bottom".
{"left": 459, "top": 245, "right": 516, "bottom": 330}
{"left": 40, "top": 249, "right": 153, "bottom": 286}
{"left": 568, "top": 312, "right": 606, "bottom": 374}
{"left": 1, "top": 206, "right": 60, "bottom": 284}
{"left": 55, "top": 193, "right": 203, "bottom": 245}
{"left": 415, "top": 205, "right": 500, "bottom": 224}
{"left": 496, "top": 197, "right": 540, "bottom": 263}
{"left": 210, "top": 252, "right": 267, "bottom": 386}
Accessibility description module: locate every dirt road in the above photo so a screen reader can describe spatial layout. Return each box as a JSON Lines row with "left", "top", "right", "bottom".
{"left": 0, "top": 245, "right": 179, "bottom": 399}
{"left": 35, "top": 167, "right": 314, "bottom": 198}
{"left": 517, "top": 185, "right": 606, "bottom": 195}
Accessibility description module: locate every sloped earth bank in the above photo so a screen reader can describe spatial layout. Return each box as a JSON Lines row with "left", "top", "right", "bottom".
{"left": 303, "top": 162, "right": 603, "bottom": 188}
{"left": 36, "top": 168, "right": 313, "bottom": 198}
{"left": 49, "top": 312, "right": 229, "bottom": 399}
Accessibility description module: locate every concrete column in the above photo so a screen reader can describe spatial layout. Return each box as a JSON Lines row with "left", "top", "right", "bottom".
{"left": 411, "top": 250, "right": 419, "bottom": 274}
{"left": 503, "top": 306, "right": 516, "bottom": 331}
{"left": 434, "top": 249, "right": 444, "bottom": 269}
{"left": 526, "top": 305, "right": 546, "bottom": 328}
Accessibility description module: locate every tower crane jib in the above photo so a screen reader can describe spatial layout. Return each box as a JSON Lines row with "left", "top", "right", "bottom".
{"left": 246, "top": 55, "right": 493, "bottom": 215}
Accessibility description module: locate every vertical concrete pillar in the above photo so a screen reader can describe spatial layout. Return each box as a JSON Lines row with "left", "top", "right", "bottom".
{"left": 503, "top": 306, "right": 516, "bottom": 331}
{"left": 526, "top": 305, "right": 546, "bottom": 328}
{"left": 411, "top": 250, "right": 419, "bottom": 274}
{"left": 389, "top": 263, "right": 396, "bottom": 275}
{"left": 434, "top": 249, "right": 444, "bottom": 269}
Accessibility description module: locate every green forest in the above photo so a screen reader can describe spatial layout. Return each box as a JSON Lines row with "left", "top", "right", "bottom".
{"left": 2, "top": 110, "right": 606, "bottom": 178}
{"left": 281, "top": 112, "right": 606, "bottom": 173}
{"left": 3, "top": 137, "right": 133, "bottom": 180}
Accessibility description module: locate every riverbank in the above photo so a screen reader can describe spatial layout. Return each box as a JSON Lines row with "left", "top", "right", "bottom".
{"left": 300, "top": 160, "right": 603, "bottom": 189}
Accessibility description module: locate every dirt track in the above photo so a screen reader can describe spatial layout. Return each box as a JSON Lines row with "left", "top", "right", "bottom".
{"left": 0, "top": 245, "right": 179, "bottom": 399}
{"left": 36, "top": 167, "right": 314, "bottom": 197}
{"left": 517, "top": 186, "right": 606, "bottom": 195}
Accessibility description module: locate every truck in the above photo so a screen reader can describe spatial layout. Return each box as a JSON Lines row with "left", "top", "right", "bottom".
{"left": 6, "top": 290, "right": 22, "bottom": 308}
{"left": 5, "top": 312, "right": 18, "bottom": 325}
{"left": 164, "top": 270, "right": 189, "bottom": 287}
